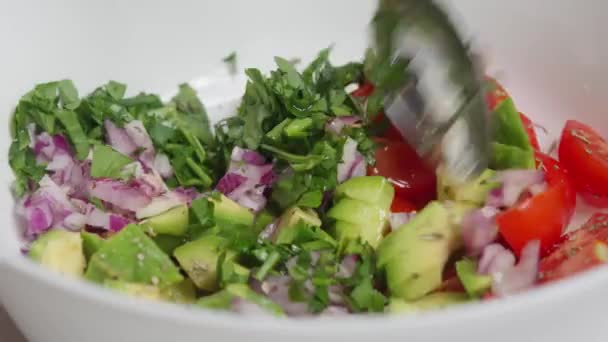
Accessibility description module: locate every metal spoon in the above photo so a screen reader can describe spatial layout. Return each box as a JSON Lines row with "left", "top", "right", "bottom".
{"left": 371, "top": 0, "right": 490, "bottom": 181}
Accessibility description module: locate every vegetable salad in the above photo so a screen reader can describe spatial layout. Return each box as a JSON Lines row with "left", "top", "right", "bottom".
{"left": 9, "top": 48, "right": 608, "bottom": 317}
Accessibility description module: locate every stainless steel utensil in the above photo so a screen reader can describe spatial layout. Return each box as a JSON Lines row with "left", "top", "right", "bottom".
{"left": 371, "top": 0, "right": 490, "bottom": 181}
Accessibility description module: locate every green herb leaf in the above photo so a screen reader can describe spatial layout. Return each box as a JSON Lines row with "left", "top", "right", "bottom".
{"left": 90, "top": 145, "right": 134, "bottom": 179}
{"left": 55, "top": 109, "right": 90, "bottom": 160}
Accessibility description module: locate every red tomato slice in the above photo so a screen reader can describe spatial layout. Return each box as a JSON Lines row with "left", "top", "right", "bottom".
{"left": 371, "top": 112, "right": 404, "bottom": 141}
{"left": 540, "top": 213, "right": 608, "bottom": 277}
{"left": 497, "top": 152, "right": 576, "bottom": 256}
{"left": 390, "top": 196, "right": 417, "bottom": 213}
{"left": 368, "top": 139, "right": 437, "bottom": 208}
{"left": 558, "top": 120, "right": 608, "bottom": 208}
{"left": 351, "top": 82, "right": 375, "bottom": 98}
{"left": 519, "top": 112, "right": 541, "bottom": 150}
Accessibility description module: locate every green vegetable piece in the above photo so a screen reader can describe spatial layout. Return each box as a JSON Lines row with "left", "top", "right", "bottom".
{"left": 152, "top": 235, "right": 185, "bottom": 255}
{"left": 197, "top": 284, "right": 285, "bottom": 316}
{"left": 173, "top": 235, "right": 233, "bottom": 291}
{"left": 161, "top": 279, "right": 197, "bottom": 304}
{"left": 437, "top": 168, "right": 499, "bottom": 206}
{"left": 253, "top": 210, "right": 276, "bottom": 234}
{"left": 388, "top": 292, "right": 469, "bottom": 314}
{"left": 29, "top": 230, "right": 85, "bottom": 278}
{"left": 210, "top": 194, "right": 254, "bottom": 227}
{"left": 140, "top": 204, "right": 189, "bottom": 236}
{"left": 334, "top": 176, "right": 394, "bottom": 209}
{"left": 85, "top": 224, "right": 183, "bottom": 288}
{"left": 90, "top": 145, "right": 133, "bottom": 179}
{"left": 377, "top": 202, "right": 462, "bottom": 300}
{"left": 455, "top": 258, "right": 492, "bottom": 298}
{"left": 273, "top": 207, "right": 322, "bottom": 244}
{"left": 58, "top": 80, "right": 80, "bottom": 110}
{"left": 81, "top": 231, "right": 105, "bottom": 262}
{"left": 493, "top": 98, "right": 532, "bottom": 150}
{"left": 55, "top": 109, "right": 89, "bottom": 160}
{"left": 104, "top": 280, "right": 161, "bottom": 301}
{"left": 491, "top": 142, "right": 535, "bottom": 170}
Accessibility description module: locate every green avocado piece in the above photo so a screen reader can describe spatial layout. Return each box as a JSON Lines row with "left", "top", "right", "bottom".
{"left": 161, "top": 279, "right": 197, "bottom": 304}
{"left": 492, "top": 97, "right": 532, "bottom": 150}
{"left": 438, "top": 168, "right": 499, "bottom": 206}
{"left": 388, "top": 292, "right": 469, "bottom": 314}
{"left": 104, "top": 280, "right": 162, "bottom": 301}
{"left": 327, "top": 197, "right": 390, "bottom": 249}
{"left": 29, "top": 230, "right": 85, "bottom": 278}
{"left": 196, "top": 284, "right": 285, "bottom": 316}
{"left": 140, "top": 205, "right": 189, "bottom": 237}
{"left": 85, "top": 224, "right": 183, "bottom": 288}
{"left": 81, "top": 231, "right": 105, "bottom": 262}
{"left": 210, "top": 194, "right": 255, "bottom": 227}
{"left": 274, "top": 207, "right": 322, "bottom": 244}
{"left": 152, "top": 234, "right": 186, "bottom": 255}
{"left": 335, "top": 176, "right": 395, "bottom": 209}
{"left": 490, "top": 142, "right": 535, "bottom": 170}
{"left": 377, "top": 202, "right": 462, "bottom": 300}
{"left": 173, "top": 235, "right": 233, "bottom": 291}
{"left": 455, "top": 258, "right": 492, "bottom": 298}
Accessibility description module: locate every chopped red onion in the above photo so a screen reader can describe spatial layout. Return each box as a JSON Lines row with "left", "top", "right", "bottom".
{"left": 135, "top": 191, "right": 187, "bottom": 219}
{"left": 85, "top": 205, "right": 110, "bottom": 228}
{"left": 336, "top": 255, "right": 358, "bottom": 279}
{"left": 325, "top": 116, "right": 362, "bottom": 135}
{"left": 478, "top": 244, "right": 515, "bottom": 275}
{"left": 337, "top": 138, "right": 365, "bottom": 183}
{"left": 389, "top": 212, "right": 416, "bottom": 231}
{"left": 259, "top": 219, "right": 279, "bottom": 240}
{"left": 63, "top": 212, "right": 87, "bottom": 231}
{"left": 133, "top": 167, "right": 168, "bottom": 198}
{"left": 462, "top": 207, "right": 499, "bottom": 256}
{"left": 104, "top": 120, "right": 138, "bottom": 156}
{"left": 153, "top": 153, "right": 174, "bottom": 178}
{"left": 109, "top": 215, "right": 131, "bottom": 232}
{"left": 88, "top": 179, "right": 151, "bottom": 212}
{"left": 216, "top": 173, "right": 247, "bottom": 195}
{"left": 491, "top": 240, "right": 540, "bottom": 296}
{"left": 494, "top": 170, "right": 545, "bottom": 207}
{"left": 261, "top": 276, "right": 309, "bottom": 317}
{"left": 232, "top": 147, "right": 267, "bottom": 166}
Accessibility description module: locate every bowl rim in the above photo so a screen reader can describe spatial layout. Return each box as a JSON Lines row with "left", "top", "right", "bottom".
{"left": 2, "top": 254, "right": 608, "bottom": 333}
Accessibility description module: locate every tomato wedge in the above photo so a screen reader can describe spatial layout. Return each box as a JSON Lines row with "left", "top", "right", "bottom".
{"left": 368, "top": 138, "right": 437, "bottom": 208}
{"left": 390, "top": 195, "right": 417, "bottom": 213}
{"left": 496, "top": 152, "right": 576, "bottom": 256}
{"left": 558, "top": 120, "right": 608, "bottom": 208}
{"left": 351, "top": 82, "right": 375, "bottom": 98}
{"left": 485, "top": 77, "right": 540, "bottom": 150}
{"left": 539, "top": 213, "right": 608, "bottom": 283}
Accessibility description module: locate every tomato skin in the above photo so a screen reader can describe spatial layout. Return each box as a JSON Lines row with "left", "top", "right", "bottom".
{"left": 559, "top": 120, "right": 608, "bottom": 208}
{"left": 519, "top": 112, "right": 541, "bottom": 150}
{"left": 368, "top": 139, "right": 437, "bottom": 208}
{"left": 351, "top": 82, "right": 374, "bottom": 98}
{"left": 497, "top": 152, "right": 576, "bottom": 256}
{"left": 390, "top": 196, "right": 417, "bottom": 213}
{"left": 539, "top": 213, "right": 608, "bottom": 284}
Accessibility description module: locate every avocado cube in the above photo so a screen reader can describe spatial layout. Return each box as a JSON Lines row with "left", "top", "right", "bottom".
{"left": 85, "top": 224, "right": 183, "bottom": 288}
{"left": 210, "top": 194, "right": 255, "bottom": 227}
{"left": 161, "top": 279, "right": 197, "bottom": 304}
{"left": 173, "top": 235, "right": 233, "bottom": 291}
{"left": 81, "top": 231, "right": 105, "bottom": 262}
{"left": 455, "top": 258, "right": 492, "bottom": 298}
{"left": 274, "top": 207, "right": 322, "bottom": 244}
{"left": 335, "top": 176, "right": 394, "bottom": 209}
{"left": 140, "top": 204, "right": 189, "bottom": 237}
{"left": 327, "top": 198, "right": 389, "bottom": 249}
{"left": 29, "top": 230, "right": 85, "bottom": 278}
{"left": 437, "top": 168, "right": 499, "bottom": 206}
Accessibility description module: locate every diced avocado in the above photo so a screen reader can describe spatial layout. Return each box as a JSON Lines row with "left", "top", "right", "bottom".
{"left": 218, "top": 257, "right": 250, "bottom": 288}
{"left": 377, "top": 202, "right": 461, "bottom": 300}
{"left": 173, "top": 235, "right": 233, "bottom": 291}
{"left": 490, "top": 142, "right": 535, "bottom": 170}
{"left": 104, "top": 280, "right": 161, "bottom": 301}
{"left": 140, "top": 205, "right": 189, "bottom": 237}
{"left": 85, "top": 224, "right": 183, "bottom": 288}
{"left": 161, "top": 279, "right": 197, "bottom": 304}
{"left": 81, "top": 231, "right": 105, "bottom": 262}
{"left": 388, "top": 292, "right": 469, "bottom": 314}
{"left": 210, "top": 194, "right": 254, "bottom": 227}
{"left": 152, "top": 234, "right": 186, "bottom": 255}
{"left": 455, "top": 258, "right": 492, "bottom": 298}
{"left": 335, "top": 176, "right": 394, "bottom": 209}
{"left": 29, "top": 230, "right": 85, "bottom": 278}
{"left": 254, "top": 210, "right": 276, "bottom": 234}
{"left": 274, "top": 207, "right": 322, "bottom": 244}
{"left": 196, "top": 284, "right": 285, "bottom": 316}
{"left": 438, "top": 168, "right": 499, "bottom": 206}
{"left": 327, "top": 197, "right": 390, "bottom": 249}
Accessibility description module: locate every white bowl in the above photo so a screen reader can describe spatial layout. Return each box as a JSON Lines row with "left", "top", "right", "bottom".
{"left": 1, "top": 1, "right": 608, "bottom": 341}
